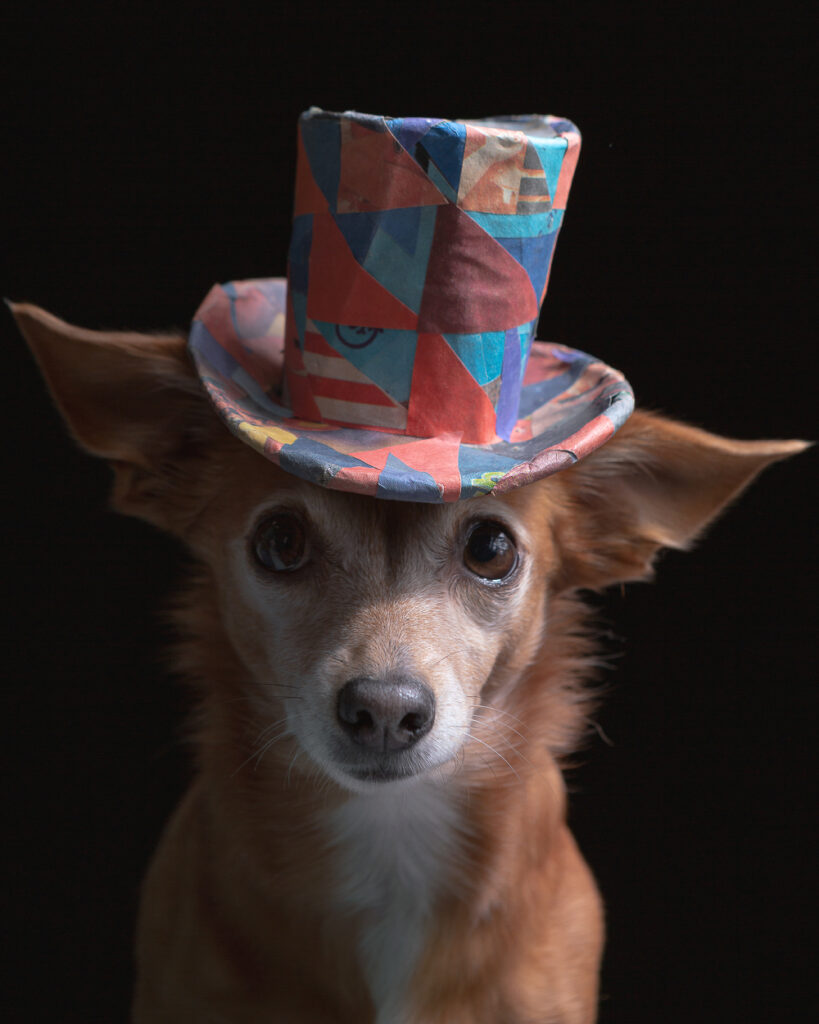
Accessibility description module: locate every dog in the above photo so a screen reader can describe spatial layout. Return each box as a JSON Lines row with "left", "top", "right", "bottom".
{"left": 12, "top": 299, "right": 805, "bottom": 1023}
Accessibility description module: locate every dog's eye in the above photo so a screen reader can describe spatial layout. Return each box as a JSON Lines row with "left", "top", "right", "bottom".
{"left": 463, "top": 522, "right": 517, "bottom": 581}
{"left": 252, "top": 513, "right": 308, "bottom": 572}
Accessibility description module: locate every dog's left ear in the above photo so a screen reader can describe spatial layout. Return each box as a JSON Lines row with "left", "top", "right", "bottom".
{"left": 552, "top": 409, "right": 808, "bottom": 590}
{"left": 11, "top": 301, "right": 218, "bottom": 530}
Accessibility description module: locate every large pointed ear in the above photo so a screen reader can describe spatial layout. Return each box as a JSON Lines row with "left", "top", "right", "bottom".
{"left": 11, "top": 302, "right": 221, "bottom": 531}
{"left": 552, "top": 409, "right": 808, "bottom": 591}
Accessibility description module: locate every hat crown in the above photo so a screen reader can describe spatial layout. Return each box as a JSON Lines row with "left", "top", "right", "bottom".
{"left": 187, "top": 108, "right": 633, "bottom": 504}
{"left": 283, "top": 109, "right": 581, "bottom": 443}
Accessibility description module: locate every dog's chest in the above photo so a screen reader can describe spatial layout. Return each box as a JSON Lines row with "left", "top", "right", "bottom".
{"left": 327, "top": 783, "right": 461, "bottom": 1024}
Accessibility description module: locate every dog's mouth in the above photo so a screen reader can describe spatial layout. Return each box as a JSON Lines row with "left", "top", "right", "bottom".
{"left": 346, "top": 761, "right": 420, "bottom": 784}
{"left": 324, "top": 745, "right": 442, "bottom": 791}
{"left": 333, "top": 747, "right": 430, "bottom": 785}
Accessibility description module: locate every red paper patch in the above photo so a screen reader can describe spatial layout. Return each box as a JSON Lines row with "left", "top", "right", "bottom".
{"left": 418, "top": 205, "right": 538, "bottom": 334}
{"left": 406, "top": 333, "right": 497, "bottom": 443}
{"left": 307, "top": 213, "right": 419, "bottom": 330}
{"left": 338, "top": 122, "right": 448, "bottom": 212}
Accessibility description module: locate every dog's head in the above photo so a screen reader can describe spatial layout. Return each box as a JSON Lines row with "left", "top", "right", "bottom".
{"left": 13, "top": 304, "right": 805, "bottom": 792}
{"left": 191, "top": 468, "right": 559, "bottom": 790}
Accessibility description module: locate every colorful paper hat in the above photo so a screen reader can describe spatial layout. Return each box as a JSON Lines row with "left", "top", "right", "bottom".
{"left": 189, "top": 109, "right": 633, "bottom": 501}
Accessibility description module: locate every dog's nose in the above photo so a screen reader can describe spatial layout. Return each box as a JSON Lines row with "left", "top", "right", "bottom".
{"left": 337, "top": 676, "right": 436, "bottom": 752}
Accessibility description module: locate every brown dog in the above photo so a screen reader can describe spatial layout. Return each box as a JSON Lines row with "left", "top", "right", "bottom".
{"left": 14, "top": 301, "right": 805, "bottom": 1023}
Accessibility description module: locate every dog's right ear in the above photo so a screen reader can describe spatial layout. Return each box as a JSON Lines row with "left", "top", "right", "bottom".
{"left": 550, "top": 409, "right": 808, "bottom": 591}
{"left": 11, "top": 302, "right": 218, "bottom": 530}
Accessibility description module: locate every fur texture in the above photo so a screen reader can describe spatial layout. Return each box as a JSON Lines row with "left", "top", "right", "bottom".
{"left": 13, "top": 302, "right": 806, "bottom": 1023}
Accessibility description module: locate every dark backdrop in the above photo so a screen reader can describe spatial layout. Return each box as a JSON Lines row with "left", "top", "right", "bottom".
{"left": 2, "top": 3, "right": 815, "bottom": 1022}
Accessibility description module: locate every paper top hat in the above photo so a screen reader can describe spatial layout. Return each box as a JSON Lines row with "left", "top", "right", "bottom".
{"left": 189, "top": 109, "right": 633, "bottom": 501}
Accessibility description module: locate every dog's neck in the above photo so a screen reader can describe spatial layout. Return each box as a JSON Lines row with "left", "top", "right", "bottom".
{"left": 325, "top": 782, "right": 461, "bottom": 1023}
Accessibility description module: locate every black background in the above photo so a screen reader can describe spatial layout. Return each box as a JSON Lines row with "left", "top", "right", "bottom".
{"left": 2, "top": 3, "right": 816, "bottom": 1021}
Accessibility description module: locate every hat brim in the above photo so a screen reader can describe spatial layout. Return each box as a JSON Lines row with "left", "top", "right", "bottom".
{"left": 189, "top": 278, "right": 634, "bottom": 502}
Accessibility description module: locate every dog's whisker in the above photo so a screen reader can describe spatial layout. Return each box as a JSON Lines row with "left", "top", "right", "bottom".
{"left": 252, "top": 734, "right": 288, "bottom": 771}
{"left": 257, "top": 682, "right": 303, "bottom": 696}
{"left": 422, "top": 647, "right": 473, "bottom": 671}
{"left": 231, "top": 745, "right": 268, "bottom": 779}
{"left": 231, "top": 713, "right": 307, "bottom": 777}
{"left": 472, "top": 707, "right": 528, "bottom": 744}
{"left": 231, "top": 736, "right": 285, "bottom": 778}
{"left": 286, "top": 747, "right": 304, "bottom": 787}
{"left": 473, "top": 702, "right": 526, "bottom": 728}
{"left": 466, "top": 733, "right": 522, "bottom": 781}
{"left": 253, "top": 714, "right": 295, "bottom": 745}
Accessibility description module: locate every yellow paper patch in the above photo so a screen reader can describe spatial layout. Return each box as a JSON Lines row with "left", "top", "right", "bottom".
{"left": 238, "top": 420, "right": 297, "bottom": 447}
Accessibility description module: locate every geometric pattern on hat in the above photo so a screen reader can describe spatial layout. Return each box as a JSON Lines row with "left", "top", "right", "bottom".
{"left": 185, "top": 110, "right": 635, "bottom": 501}
{"left": 284, "top": 109, "right": 587, "bottom": 450}
{"left": 189, "top": 277, "right": 634, "bottom": 503}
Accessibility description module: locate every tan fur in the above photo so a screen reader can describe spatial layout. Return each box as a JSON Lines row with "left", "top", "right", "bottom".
{"left": 13, "top": 302, "right": 807, "bottom": 1023}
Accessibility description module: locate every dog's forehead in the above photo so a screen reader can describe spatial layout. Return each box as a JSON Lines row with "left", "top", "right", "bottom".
{"left": 312, "top": 488, "right": 448, "bottom": 533}
{"left": 300, "top": 480, "right": 539, "bottom": 545}
{"left": 301, "top": 488, "right": 458, "bottom": 569}
{"left": 214, "top": 446, "right": 551, "bottom": 556}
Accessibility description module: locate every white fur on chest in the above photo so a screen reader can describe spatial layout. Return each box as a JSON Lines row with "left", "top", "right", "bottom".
{"left": 327, "top": 781, "right": 461, "bottom": 1024}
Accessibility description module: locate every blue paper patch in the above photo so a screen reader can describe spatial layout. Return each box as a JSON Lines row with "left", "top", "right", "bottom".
{"left": 531, "top": 136, "right": 568, "bottom": 202}
{"left": 288, "top": 214, "right": 313, "bottom": 293}
{"left": 419, "top": 121, "right": 467, "bottom": 195}
{"left": 313, "top": 320, "right": 418, "bottom": 405}
{"left": 465, "top": 208, "right": 563, "bottom": 239}
{"left": 443, "top": 330, "right": 505, "bottom": 386}
{"left": 495, "top": 232, "right": 558, "bottom": 306}
{"left": 300, "top": 116, "right": 341, "bottom": 212}
{"left": 362, "top": 205, "right": 437, "bottom": 313}
{"left": 278, "top": 437, "right": 373, "bottom": 486}
{"left": 376, "top": 453, "right": 441, "bottom": 501}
